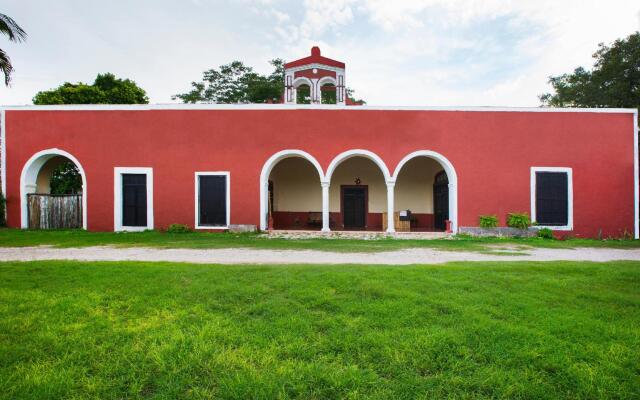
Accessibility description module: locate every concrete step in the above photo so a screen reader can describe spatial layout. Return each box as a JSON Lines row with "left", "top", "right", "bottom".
{"left": 265, "top": 230, "right": 451, "bottom": 240}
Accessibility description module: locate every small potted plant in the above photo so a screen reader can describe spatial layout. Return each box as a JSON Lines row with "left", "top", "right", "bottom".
{"left": 479, "top": 215, "right": 498, "bottom": 235}
{"left": 537, "top": 227, "right": 554, "bottom": 239}
{"left": 506, "top": 212, "right": 532, "bottom": 237}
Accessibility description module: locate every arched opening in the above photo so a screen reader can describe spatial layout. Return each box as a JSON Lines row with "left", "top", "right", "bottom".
{"left": 259, "top": 150, "right": 324, "bottom": 231}
{"left": 294, "top": 79, "right": 312, "bottom": 104}
{"left": 392, "top": 151, "right": 458, "bottom": 233}
{"left": 268, "top": 158, "right": 323, "bottom": 230}
{"left": 326, "top": 151, "right": 390, "bottom": 231}
{"left": 394, "top": 157, "right": 448, "bottom": 231}
{"left": 20, "top": 149, "right": 87, "bottom": 229}
{"left": 320, "top": 82, "right": 337, "bottom": 104}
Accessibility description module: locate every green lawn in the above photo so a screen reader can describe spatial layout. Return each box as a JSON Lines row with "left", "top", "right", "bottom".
{"left": 1, "top": 228, "right": 639, "bottom": 253}
{"left": 0, "top": 260, "right": 638, "bottom": 399}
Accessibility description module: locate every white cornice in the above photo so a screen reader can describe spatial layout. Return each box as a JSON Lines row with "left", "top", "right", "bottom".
{"left": 1, "top": 104, "right": 637, "bottom": 113}
{"left": 285, "top": 63, "right": 345, "bottom": 74}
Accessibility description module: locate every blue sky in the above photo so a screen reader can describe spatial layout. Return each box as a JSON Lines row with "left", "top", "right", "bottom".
{"left": 1, "top": 0, "right": 639, "bottom": 106}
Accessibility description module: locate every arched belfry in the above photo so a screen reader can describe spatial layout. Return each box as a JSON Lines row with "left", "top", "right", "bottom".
{"left": 284, "top": 46, "right": 346, "bottom": 105}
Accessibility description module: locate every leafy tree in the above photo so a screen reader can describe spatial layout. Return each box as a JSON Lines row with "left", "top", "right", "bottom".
{"left": 49, "top": 161, "right": 82, "bottom": 195}
{"left": 33, "top": 73, "right": 148, "bottom": 194}
{"left": 297, "top": 84, "right": 311, "bottom": 104}
{"left": 346, "top": 87, "right": 366, "bottom": 105}
{"left": 0, "top": 13, "right": 26, "bottom": 86}
{"left": 540, "top": 31, "right": 639, "bottom": 115}
{"left": 33, "top": 73, "right": 149, "bottom": 104}
{"left": 174, "top": 59, "right": 284, "bottom": 103}
{"left": 321, "top": 83, "right": 337, "bottom": 104}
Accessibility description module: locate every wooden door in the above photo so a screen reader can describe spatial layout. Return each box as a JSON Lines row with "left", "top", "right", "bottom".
{"left": 198, "top": 175, "right": 227, "bottom": 226}
{"left": 433, "top": 171, "right": 449, "bottom": 231}
{"left": 122, "top": 174, "right": 147, "bottom": 227}
{"left": 342, "top": 186, "right": 367, "bottom": 229}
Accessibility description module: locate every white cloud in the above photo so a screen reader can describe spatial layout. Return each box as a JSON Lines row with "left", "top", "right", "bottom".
{"left": 299, "top": 0, "right": 355, "bottom": 37}
{"left": 299, "top": 0, "right": 640, "bottom": 106}
{"left": 272, "top": 9, "right": 290, "bottom": 23}
{"left": 1, "top": 0, "right": 639, "bottom": 106}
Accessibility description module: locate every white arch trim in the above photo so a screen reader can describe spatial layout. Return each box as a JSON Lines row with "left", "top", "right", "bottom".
{"left": 392, "top": 150, "right": 459, "bottom": 233}
{"left": 19, "top": 148, "right": 88, "bottom": 229}
{"left": 259, "top": 149, "right": 325, "bottom": 231}
{"left": 318, "top": 77, "right": 338, "bottom": 105}
{"left": 325, "top": 149, "right": 392, "bottom": 183}
{"left": 292, "top": 77, "right": 313, "bottom": 88}
{"left": 318, "top": 76, "right": 337, "bottom": 87}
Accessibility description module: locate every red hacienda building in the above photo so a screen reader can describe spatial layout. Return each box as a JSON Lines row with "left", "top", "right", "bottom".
{"left": 1, "top": 47, "right": 638, "bottom": 238}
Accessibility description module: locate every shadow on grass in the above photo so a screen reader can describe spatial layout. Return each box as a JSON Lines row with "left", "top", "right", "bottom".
{"left": 0, "top": 228, "right": 639, "bottom": 253}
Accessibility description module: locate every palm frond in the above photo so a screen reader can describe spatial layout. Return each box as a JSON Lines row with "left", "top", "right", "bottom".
{"left": 0, "top": 13, "right": 26, "bottom": 42}
{"left": 0, "top": 47, "right": 14, "bottom": 85}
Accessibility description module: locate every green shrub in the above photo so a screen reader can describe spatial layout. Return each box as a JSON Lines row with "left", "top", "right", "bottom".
{"left": 507, "top": 213, "right": 531, "bottom": 230}
{"left": 0, "top": 191, "right": 5, "bottom": 227}
{"left": 167, "top": 223, "right": 192, "bottom": 233}
{"left": 537, "top": 228, "right": 554, "bottom": 239}
{"left": 479, "top": 215, "right": 498, "bottom": 228}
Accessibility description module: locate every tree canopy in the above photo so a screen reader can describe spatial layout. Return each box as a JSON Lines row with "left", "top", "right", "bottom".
{"left": 50, "top": 161, "right": 82, "bottom": 195}
{"left": 173, "top": 59, "right": 285, "bottom": 103}
{"left": 0, "top": 13, "right": 27, "bottom": 86}
{"left": 540, "top": 31, "right": 639, "bottom": 113}
{"left": 33, "top": 73, "right": 149, "bottom": 104}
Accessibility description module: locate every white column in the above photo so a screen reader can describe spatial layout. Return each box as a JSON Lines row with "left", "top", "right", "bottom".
{"left": 284, "top": 72, "right": 295, "bottom": 104}
{"left": 337, "top": 73, "right": 346, "bottom": 105}
{"left": 386, "top": 181, "right": 395, "bottom": 233}
{"left": 312, "top": 78, "right": 322, "bottom": 104}
{"left": 321, "top": 182, "right": 330, "bottom": 232}
{"left": 448, "top": 182, "right": 457, "bottom": 233}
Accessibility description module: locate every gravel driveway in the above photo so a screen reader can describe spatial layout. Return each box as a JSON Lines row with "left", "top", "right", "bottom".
{"left": 1, "top": 246, "right": 640, "bottom": 264}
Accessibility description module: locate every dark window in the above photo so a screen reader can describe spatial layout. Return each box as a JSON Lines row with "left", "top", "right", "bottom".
{"left": 122, "top": 174, "right": 147, "bottom": 227}
{"left": 198, "top": 175, "right": 227, "bottom": 226}
{"left": 535, "top": 172, "right": 568, "bottom": 226}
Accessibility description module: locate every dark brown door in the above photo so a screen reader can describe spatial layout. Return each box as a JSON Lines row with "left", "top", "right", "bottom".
{"left": 433, "top": 171, "right": 449, "bottom": 231}
{"left": 198, "top": 175, "right": 227, "bottom": 226}
{"left": 342, "top": 187, "right": 366, "bottom": 229}
{"left": 122, "top": 174, "right": 147, "bottom": 227}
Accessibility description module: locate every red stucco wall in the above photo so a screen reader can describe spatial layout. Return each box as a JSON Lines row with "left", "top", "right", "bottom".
{"left": 3, "top": 107, "right": 636, "bottom": 237}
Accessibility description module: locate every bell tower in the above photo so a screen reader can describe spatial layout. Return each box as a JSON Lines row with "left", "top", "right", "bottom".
{"left": 284, "top": 46, "right": 346, "bottom": 105}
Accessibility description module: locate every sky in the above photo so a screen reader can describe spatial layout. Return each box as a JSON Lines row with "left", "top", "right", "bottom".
{"left": 1, "top": 0, "right": 639, "bottom": 106}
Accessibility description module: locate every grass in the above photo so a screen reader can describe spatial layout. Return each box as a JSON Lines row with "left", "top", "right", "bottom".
{"left": 1, "top": 228, "right": 639, "bottom": 253}
{"left": 0, "top": 260, "right": 638, "bottom": 399}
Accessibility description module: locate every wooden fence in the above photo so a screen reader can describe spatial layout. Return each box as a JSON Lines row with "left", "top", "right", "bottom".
{"left": 27, "top": 194, "right": 82, "bottom": 229}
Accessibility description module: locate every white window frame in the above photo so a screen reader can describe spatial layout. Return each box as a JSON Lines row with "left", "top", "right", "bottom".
{"left": 194, "top": 171, "right": 230, "bottom": 229}
{"left": 530, "top": 167, "right": 573, "bottom": 231}
{"left": 114, "top": 167, "right": 154, "bottom": 232}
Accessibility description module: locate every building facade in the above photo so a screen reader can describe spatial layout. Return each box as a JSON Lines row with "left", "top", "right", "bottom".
{"left": 1, "top": 48, "right": 638, "bottom": 238}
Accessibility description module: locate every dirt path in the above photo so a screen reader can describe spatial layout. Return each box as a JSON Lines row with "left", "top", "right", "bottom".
{"left": 1, "top": 246, "right": 640, "bottom": 265}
